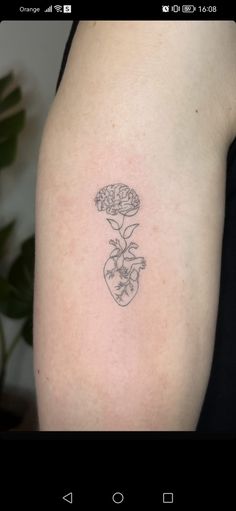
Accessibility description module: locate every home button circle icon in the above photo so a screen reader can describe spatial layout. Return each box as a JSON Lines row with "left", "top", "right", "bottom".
{"left": 112, "top": 491, "right": 124, "bottom": 504}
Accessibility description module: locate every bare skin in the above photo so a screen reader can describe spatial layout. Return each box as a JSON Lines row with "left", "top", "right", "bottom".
{"left": 34, "top": 22, "right": 236, "bottom": 430}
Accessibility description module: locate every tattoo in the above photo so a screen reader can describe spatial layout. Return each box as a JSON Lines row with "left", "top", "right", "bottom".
{"left": 94, "top": 183, "right": 146, "bottom": 306}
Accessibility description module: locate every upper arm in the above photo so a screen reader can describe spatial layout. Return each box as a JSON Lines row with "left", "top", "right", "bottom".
{"left": 34, "top": 21, "right": 236, "bottom": 430}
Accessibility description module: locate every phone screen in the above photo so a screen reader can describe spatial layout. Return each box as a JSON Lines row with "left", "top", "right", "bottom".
{"left": 0, "top": 3, "right": 235, "bottom": 508}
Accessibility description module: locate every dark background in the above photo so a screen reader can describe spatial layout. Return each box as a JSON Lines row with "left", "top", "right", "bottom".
{"left": 0, "top": 431, "right": 235, "bottom": 508}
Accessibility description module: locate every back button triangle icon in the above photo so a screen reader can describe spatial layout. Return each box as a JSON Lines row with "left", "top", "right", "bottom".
{"left": 62, "top": 492, "right": 73, "bottom": 504}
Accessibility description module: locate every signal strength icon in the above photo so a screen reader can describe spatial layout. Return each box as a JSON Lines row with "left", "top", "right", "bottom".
{"left": 44, "top": 5, "right": 52, "bottom": 11}
{"left": 54, "top": 4, "right": 62, "bottom": 11}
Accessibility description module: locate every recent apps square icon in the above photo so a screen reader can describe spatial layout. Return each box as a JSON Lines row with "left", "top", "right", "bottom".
{"left": 163, "top": 492, "right": 174, "bottom": 504}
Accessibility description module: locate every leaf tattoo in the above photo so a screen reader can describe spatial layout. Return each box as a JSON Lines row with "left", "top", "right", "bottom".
{"left": 107, "top": 218, "right": 120, "bottom": 230}
{"left": 123, "top": 223, "right": 139, "bottom": 239}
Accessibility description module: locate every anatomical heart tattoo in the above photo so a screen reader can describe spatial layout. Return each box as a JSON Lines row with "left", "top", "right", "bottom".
{"left": 94, "top": 183, "right": 146, "bottom": 306}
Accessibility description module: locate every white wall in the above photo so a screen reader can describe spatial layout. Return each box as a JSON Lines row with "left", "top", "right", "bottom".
{"left": 0, "top": 21, "right": 72, "bottom": 393}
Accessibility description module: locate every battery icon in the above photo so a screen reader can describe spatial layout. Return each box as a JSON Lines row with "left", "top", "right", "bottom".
{"left": 182, "top": 5, "right": 196, "bottom": 12}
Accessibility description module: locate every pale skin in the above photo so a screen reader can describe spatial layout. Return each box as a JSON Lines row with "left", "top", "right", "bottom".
{"left": 34, "top": 21, "right": 236, "bottom": 430}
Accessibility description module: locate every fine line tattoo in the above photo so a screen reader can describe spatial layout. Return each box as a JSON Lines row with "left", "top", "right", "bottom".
{"left": 94, "top": 183, "right": 146, "bottom": 306}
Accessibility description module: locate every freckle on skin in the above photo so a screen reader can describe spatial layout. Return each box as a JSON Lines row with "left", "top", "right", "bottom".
{"left": 195, "top": 109, "right": 198, "bottom": 113}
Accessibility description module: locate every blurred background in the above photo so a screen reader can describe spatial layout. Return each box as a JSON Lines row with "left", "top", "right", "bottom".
{"left": 0, "top": 20, "right": 72, "bottom": 429}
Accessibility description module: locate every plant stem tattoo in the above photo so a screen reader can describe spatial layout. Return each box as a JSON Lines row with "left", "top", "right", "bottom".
{"left": 94, "top": 183, "right": 146, "bottom": 306}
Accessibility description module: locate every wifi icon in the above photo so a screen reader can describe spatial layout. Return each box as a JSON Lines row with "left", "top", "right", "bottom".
{"left": 54, "top": 4, "right": 62, "bottom": 11}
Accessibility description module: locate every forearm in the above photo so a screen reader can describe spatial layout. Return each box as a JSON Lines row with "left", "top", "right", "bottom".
{"left": 34, "top": 21, "right": 235, "bottom": 430}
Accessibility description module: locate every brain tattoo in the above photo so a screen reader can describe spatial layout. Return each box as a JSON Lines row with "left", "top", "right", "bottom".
{"left": 94, "top": 183, "right": 140, "bottom": 216}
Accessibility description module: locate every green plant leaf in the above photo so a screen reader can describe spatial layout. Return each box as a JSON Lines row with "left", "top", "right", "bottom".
{"left": 0, "top": 137, "right": 17, "bottom": 168}
{"left": 0, "top": 73, "right": 13, "bottom": 98}
{"left": 0, "top": 87, "right": 22, "bottom": 115}
{"left": 0, "top": 110, "right": 25, "bottom": 139}
{"left": 0, "top": 293, "right": 31, "bottom": 319}
{"left": 0, "top": 278, "right": 28, "bottom": 320}
{"left": 0, "top": 235, "right": 35, "bottom": 319}
{"left": 21, "top": 316, "right": 33, "bottom": 346}
{"left": 0, "top": 220, "right": 15, "bottom": 259}
{"left": 0, "top": 277, "right": 12, "bottom": 311}
{"left": 9, "top": 258, "right": 33, "bottom": 306}
{"left": 0, "top": 278, "right": 30, "bottom": 318}
{"left": 0, "top": 72, "right": 24, "bottom": 171}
